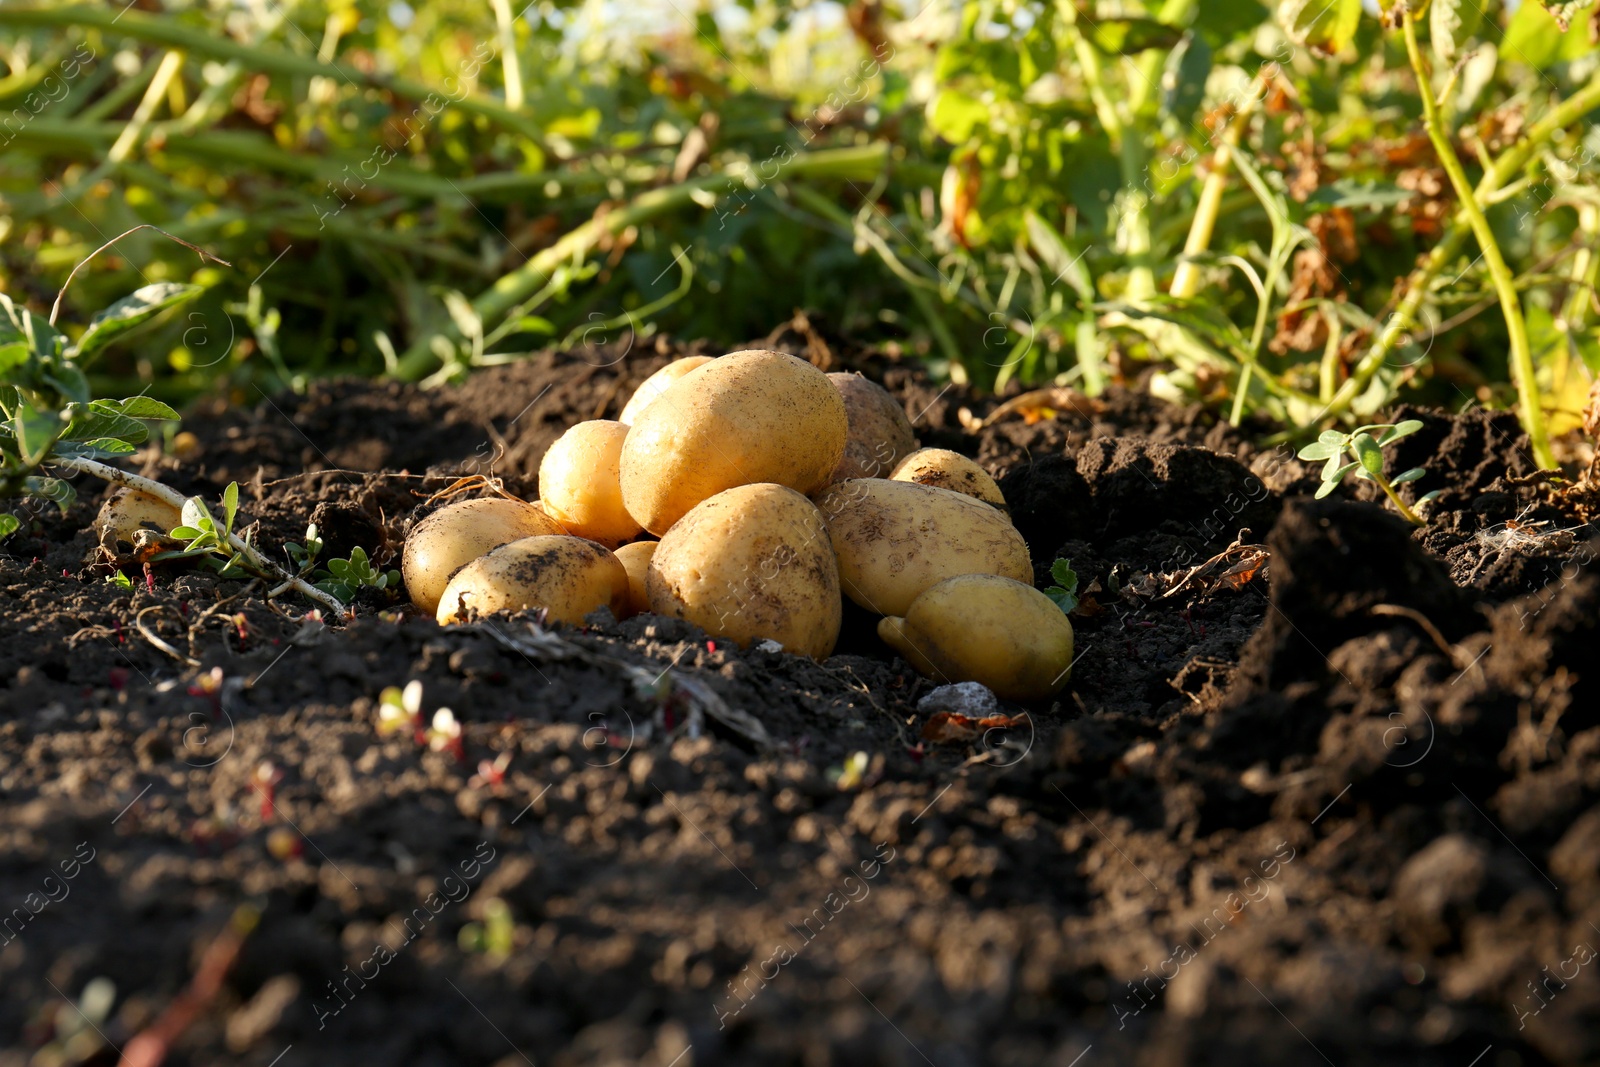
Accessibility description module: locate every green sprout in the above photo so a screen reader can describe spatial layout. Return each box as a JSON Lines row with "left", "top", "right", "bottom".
{"left": 313, "top": 545, "right": 400, "bottom": 603}
{"left": 1296, "top": 420, "right": 1439, "bottom": 526}
{"left": 157, "top": 482, "right": 254, "bottom": 577}
{"left": 1044, "top": 559, "right": 1080, "bottom": 613}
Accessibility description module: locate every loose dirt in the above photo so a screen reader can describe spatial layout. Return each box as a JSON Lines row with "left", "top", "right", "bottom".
{"left": 2, "top": 334, "right": 1596, "bottom": 1067}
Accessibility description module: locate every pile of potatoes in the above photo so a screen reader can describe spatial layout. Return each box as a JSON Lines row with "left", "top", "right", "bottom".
{"left": 404, "top": 350, "right": 1073, "bottom": 701}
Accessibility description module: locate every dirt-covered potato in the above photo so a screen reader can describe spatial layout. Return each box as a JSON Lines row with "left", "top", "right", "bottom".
{"left": 613, "top": 540, "right": 656, "bottom": 618}
{"left": 647, "top": 483, "right": 840, "bottom": 659}
{"left": 436, "top": 534, "right": 629, "bottom": 625}
{"left": 814, "top": 478, "right": 1032, "bottom": 617}
{"left": 879, "top": 574, "right": 1073, "bottom": 701}
{"left": 538, "top": 420, "right": 642, "bottom": 547}
{"left": 890, "top": 448, "right": 1006, "bottom": 508}
{"left": 402, "top": 497, "right": 566, "bottom": 616}
{"left": 94, "top": 487, "right": 182, "bottom": 556}
{"left": 618, "top": 356, "right": 714, "bottom": 424}
{"left": 828, "top": 372, "right": 918, "bottom": 481}
{"left": 620, "top": 350, "right": 847, "bottom": 535}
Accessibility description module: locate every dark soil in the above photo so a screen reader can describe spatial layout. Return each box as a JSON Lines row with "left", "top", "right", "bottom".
{"left": 3, "top": 334, "right": 1598, "bottom": 1067}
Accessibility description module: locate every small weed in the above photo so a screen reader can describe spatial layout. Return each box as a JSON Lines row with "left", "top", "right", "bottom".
{"left": 1297, "top": 420, "right": 1439, "bottom": 526}
{"left": 1044, "top": 559, "right": 1080, "bottom": 613}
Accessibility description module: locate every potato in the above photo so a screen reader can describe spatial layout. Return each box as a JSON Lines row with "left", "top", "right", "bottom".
{"left": 538, "top": 420, "right": 642, "bottom": 547}
{"left": 613, "top": 540, "right": 657, "bottom": 618}
{"left": 814, "top": 478, "right": 1031, "bottom": 618}
{"left": 647, "top": 483, "right": 840, "bottom": 659}
{"left": 94, "top": 487, "right": 182, "bottom": 555}
{"left": 403, "top": 497, "right": 566, "bottom": 616}
{"left": 879, "top": 574, "right": 1073, "bottom": 701}
{"left": 618, "top": 356, "right": 714, "bottom": 424}
{"left": 620, "top": 350, "right": 847, "bottom": 535}
{"left": 436, "top": 535, "right": 629, "bottom": 625}
{"left": 890, "top": 448, "right": 1006, "bottom": 509}
{"left": 828, "top": 372, "right": 918, "bottom": 481}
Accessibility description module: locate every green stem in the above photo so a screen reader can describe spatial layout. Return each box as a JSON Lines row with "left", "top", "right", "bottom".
{"left": 1402, "top": 9, "right": 1552, "bottom": 469}
{"left": 392, "top": 143, "right": 890, "bottom": 380}
{"left": 1170, "top": 85, "right": 1263, "bottom": 299}
{"left": 1373, "top": 470, "right": 1425, "bottom": 526}
{"left": 1324, "top": 62, "right": 1600, "bottom": 427}
{"left": 0, "top": 4, "right": 544, "bottom": 145}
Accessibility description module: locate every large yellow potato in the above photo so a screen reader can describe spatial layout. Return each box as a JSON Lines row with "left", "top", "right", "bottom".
{"left": 403, "top": 497, "right": 567, "bottom": 616}
{"left": 647, "top": 483, "right": 840, "bottom": 659}
{"left": 618, "top": 356, "right": 714, "bottom": 424}
{"left": 890, "top": 448, "right": 1006, "bottom": 509}
{"left": 538, "top": 420, "right": 642, "bottom": 547}
{"left": 613, "top": 540, "right": 657, "bottom": 618}
{"left": 619, "top": 350, "right": 847, "bottom": 535}
{"left": 814, "top": 479, "right": 1031, "bottom": 618}
{"left": 828, "top": 372, "right": 918, "bottom": 481}
{"left": 436, "top": 535, "right": 629, "bottom": 625}
{"left": 880, "top": 575, "right": 1073, "bottom": 701}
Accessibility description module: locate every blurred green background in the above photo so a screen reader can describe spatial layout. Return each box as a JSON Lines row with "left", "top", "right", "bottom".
{"left": 1, "top": 0, "right": 1597, "bottom": 435}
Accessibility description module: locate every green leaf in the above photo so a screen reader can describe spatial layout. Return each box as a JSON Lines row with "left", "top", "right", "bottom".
{"left": 14, "top": 404, "right": 62, "bottom": 466}
{"left": 1161, "top": 33, "right": 1212, "bottom": 128}
{"left": 1377, "top": 419, "right": 1424, "bottom": 446}
{"left": 62, "top": 401, "right": 148, "bottom": 445}
{"left": 1351, "top": 432, "right": 1385, "bottom": 475}
{"left": 102, "top": 396, "right": 181, "bottom": 422}
{"left": 1277, "top": 0, "right": 1363, "bottom": 56}
{"left": 1193, "top": 0, "right": 1270, "bottom": 46}
{"left": 1417, "top": 489, "right": 1444, "bottom": 504}
{"left": 0, "top": 339, "right": 31, "bottom": 375}
{"left": 0, "top": 514, "right": 18, "bottom": 539}
{"left": 1025, "top": 211, "right": 1092, "bottom": 304}
{"left": 1430, "top": 0, "right": 1483, "bottom": 61}
{"left": 56, "top": 438, "right": 138, "bottom": 457}
{"left": 180, "top": 496, "right": 216, "bottom": 534}
{"left": 70, "top": 283, "right": 203, "bottom": 362}
{"left": 22, "top": 475, "right": 76, "bottom": 513}
{"left": 222, "top": 482, "right": 239, "bottom": 534}
{"left": 1536, "top": 0, "right": 1594, "bottom": 32}
{"left": 928, "top": 89, "right": 989, "bottom": 142}
{"left": 1297, "top": 441, "right": 1337, "bottom": 461}
{"left": 1088, "top": 18, "right": 1185, "bottom": 54}
{"left": 0, "top": 294, "right": 64, "bottom": 361}
{"left": 1504, "top": 0, "right": 1596, "bottom": 67}
{"left": 1391, "top": 467, "right": 1427, "bottom": 484}
{"left": 170, "top": 525, "right": 203, "bottom": 540}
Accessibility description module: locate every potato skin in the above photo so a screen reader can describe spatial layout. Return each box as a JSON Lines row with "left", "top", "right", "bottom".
{"left": 814, "top": 478, "right": 1032, "bottom": 618}
{"left": 403, "top": 497, "right": 566, "bottom": 617}
{"left": 95, "top": 487, "right": 182, "bottom": 555}
{"left": 878, "top": 574, "right": 1073, "bottom": 701}
{"left": 538, "top": 420, "right": 642, "bottom": 547}
{"left": 435, "top": 535, "right": 629, "bottom": 625}
{"left": 619, "top": 350, "right": 847, "bottom": 535}
{"left": 827, "top": 372, "right": 918, "bottom": 481}
{"left": 647, "top": 483, "right": 840, "bottom": 659}
{"left": 890, "top": 448, "right": 1006, "bottom": 508}
{"left": 612, "top": 540, "right": 657, "bottom": 618}
{"left": 618, "top": 356, "right": 714, "bottom": 424}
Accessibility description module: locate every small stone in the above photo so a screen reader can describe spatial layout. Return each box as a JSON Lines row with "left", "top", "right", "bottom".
{"left": 916, "top": 681, "right": 998, "bottom": 718}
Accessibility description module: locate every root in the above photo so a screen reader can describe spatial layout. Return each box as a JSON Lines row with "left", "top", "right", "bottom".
{"left": 135, "top": 605, "right": 201, "bottom": 667}
{"left": 54, "top": 457, "right": 349, "bottom": 620}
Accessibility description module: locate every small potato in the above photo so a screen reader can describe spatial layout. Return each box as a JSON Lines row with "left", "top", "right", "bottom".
{"left": 618, "top": 356, "right": 714, "bottom": 424}
{"left": 647, "top": 483, "right": 840, "bottom": 659}
{"left": 814, "top": 478, "right": 1031, "bottom": 618}
{"left": 538, "top": 420, "right": 642, "bottom": 547}
{"left": 94, "top": 487, "right": 182, "bottom": 555}
{"left": 828, "top": 372, "right": 918, "bottom": 480}
{"left": 403, "top": 497, "right": 566, "bottom": 616}
{"left": 890, "top": 448, "right": 1006, "bottom": 509}
{"left": 436, "top": 535, "right": 629, "bottom": 625}
{"left": 879, "top": 574, "right": 1074, "bottom": 701}
{"left": 613, "top": 541, "right": 657, "bottom": 618}
{"left": 620, "top": 350, "right": 847, "bottom": 535}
